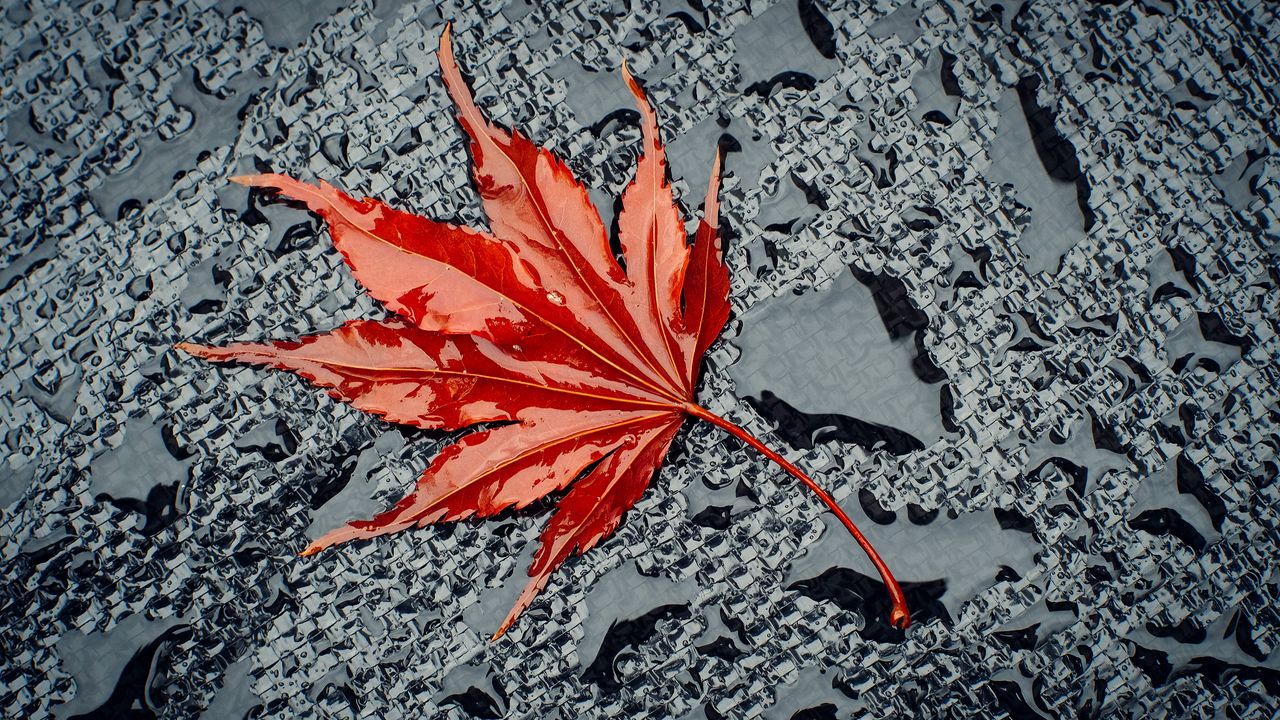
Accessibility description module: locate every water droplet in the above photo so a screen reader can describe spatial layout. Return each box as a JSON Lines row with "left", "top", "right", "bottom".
{"left": 546, "top": 291, "right": 566, "bottom": 306}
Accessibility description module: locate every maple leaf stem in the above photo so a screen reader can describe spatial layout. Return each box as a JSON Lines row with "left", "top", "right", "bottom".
{"left": 685, "top": 403, "right": 911, "bottom": 630}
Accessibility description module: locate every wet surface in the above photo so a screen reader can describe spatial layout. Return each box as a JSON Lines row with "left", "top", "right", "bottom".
{"left": 3, "top": 0, "right": 1280, "bottom": 718}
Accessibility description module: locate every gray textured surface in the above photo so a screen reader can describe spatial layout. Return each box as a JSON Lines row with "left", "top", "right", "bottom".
{"left": 2, "top": 0, "right": 1279, "bottom": 718}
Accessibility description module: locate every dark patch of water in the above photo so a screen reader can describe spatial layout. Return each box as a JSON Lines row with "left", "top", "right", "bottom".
{"left": 745, "top": 72, "right": 818, "bottom": 98}
{"left": 572, "top": 562, "right": 699, "bottom": 686}
{"left": 1175, "top": 455, "right": 1227, "bottom": 531}
{"left": 789, "top": 704, "right": 837, "bottom": 720}
{"left": 436, "top": 661, "right": 509, "bottom": 720}
{"left": 1197, "top": 310, "right": 1253, "bottom": 354}
{"left": 1224, "top": 608, "right": 1268, "bottom": 663}
{"left": 1015, "top": 75, "right": 1095, "bottom": 230}
{"left": 1128, "top": 508, "right": 1207, "bottom": 551}
{"left": 787, "top": 567, "right": 948, "bottom": 644}
{"left": 441, "top": 686, "right": 503, "bottom": 719}
{"left": 858, "top": 488, "right": 896, "bottom": 525}
{"left": 53, "top": 614, "right": 188, "bottom": 719}
{"left": 986, "top": 679, "right": 1049, "bottom": 720}
{"left": 91, "top": 418, "right": 194, "bottom": 537}
{"left": 797, "top": 0, "right": 836, "bottom": 59}
{"left": 992, "top": 623, "right": 1040, "bottom": 651}
{"left": 745, "top": 391, "right": 925, "bottom": 455}
{"left": 582, "top": 603, "right": 693, "bottom": 692}
{"left": 691, "top": 504, "right": 734, "bottom": 530}
{"left": 696, "top": 636, "right": 744, "bottom": 663}
{"left": 307, "top": 431, "right": 406, "bottom": 542}
{"left": 1146, "top": 616, "right": 1207, "bottom": 645}
{"left": 1129, "top": 641, "right": 1280, "bottom": 696}
{"left": 994, "top": 506, "right": 1037, "bottom": 535}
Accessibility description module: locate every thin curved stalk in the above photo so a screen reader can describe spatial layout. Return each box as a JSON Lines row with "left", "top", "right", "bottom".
{"left": 685, "top": 403, "right": 911, "bottom": 629}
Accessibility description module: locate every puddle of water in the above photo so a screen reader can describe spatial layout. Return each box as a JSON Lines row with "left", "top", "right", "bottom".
{"left": 785, "top": 504, "right": 1041, "bottom": 630}
{"left": 369, "top": 0, "right": 438, "bottom": 46}
{"left": 1211, "top": 148, "right": 1267, "bottom": 214}
{"left": 577, "top": 562, "right": 699, "bottom": 690}
{"left": 867, "top": 2, "right": 922, "bottom": 43}
{"left": 200, "top": 657, "right": 261, "bottom": 720}
{"left": 90, "top": 417, "right": 194, "bottom": 536}
{"left": 1165, "top": 314, "right": 1243, "bottom": 374}
{"left": 214, "top": 0, "right": 347, "bottom": 49}
{"left": 908, "top": 49, "right": 962, "bottom": 127}
{"left": 234, "top": 417, "right": 300, "bottom": 462}
{"left": 2, "top": 461, "right": 38, "bottom": 511}
{"left": 436, "top": 660, "right": 505, "bottom": 719}
{"left": 0, "top": 228, "right": 57, "bottom": 294}
{"left": 5, "top": 103, "right": 75, "bottom": 157}
{"left": 668, "top": 112, "right": 773, "bottom": 213}
{"left": 1144, "top": 247, "right": 1194, "bottom": 304}
{"left": 754, "top": 171, "right": 819, "bottom": 232}
{"left": 764, "top": 665, "right": 855, "bottom": 720}
{"left": 986, "top": 83, "right": 1087, "bottom": 275}
{"left": 1014, "top": 414, "right": 1128, "bottom": 498}
{"left": 23, "top": 364, "right": 82, "bottom": 427}
{"left": 90, "top": 61, "right": 270, "bottom": 222}
{"left": 547, "top": 56, "right": 636, "bottom": 134}
{"left": 734, "top": 0, "right": 839, "bottom": 97}
{"left": 1145, "top": 453, "right": 1228, "bottom": 536}
{"left": 53, "top": 613, "right": 188, "bottom": 719}
{"left": 730, "top": 268, "right": 947, "bottom": 450}
{"left": 306, "top": 432, "right": 406, "bottom": 543}
{"left": 460, "top": 527, "right": 541, "bottom": 637}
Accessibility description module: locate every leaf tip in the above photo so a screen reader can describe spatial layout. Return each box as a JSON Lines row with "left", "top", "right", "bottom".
{"left": 228, "top": 174, "right": 281, "bottom": 190}
{"left": 299, "top": 543, "right": 323, "bottom": 558}
{"left": 492, "top": 609, "right": 519, "bottom": 640}
{"left": 174, "top": 342, "right": 206, "bottom": 358}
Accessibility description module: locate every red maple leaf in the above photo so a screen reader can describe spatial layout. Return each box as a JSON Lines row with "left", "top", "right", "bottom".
{"left": 178, "top": 26, "right": 908, "bottom": 638}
